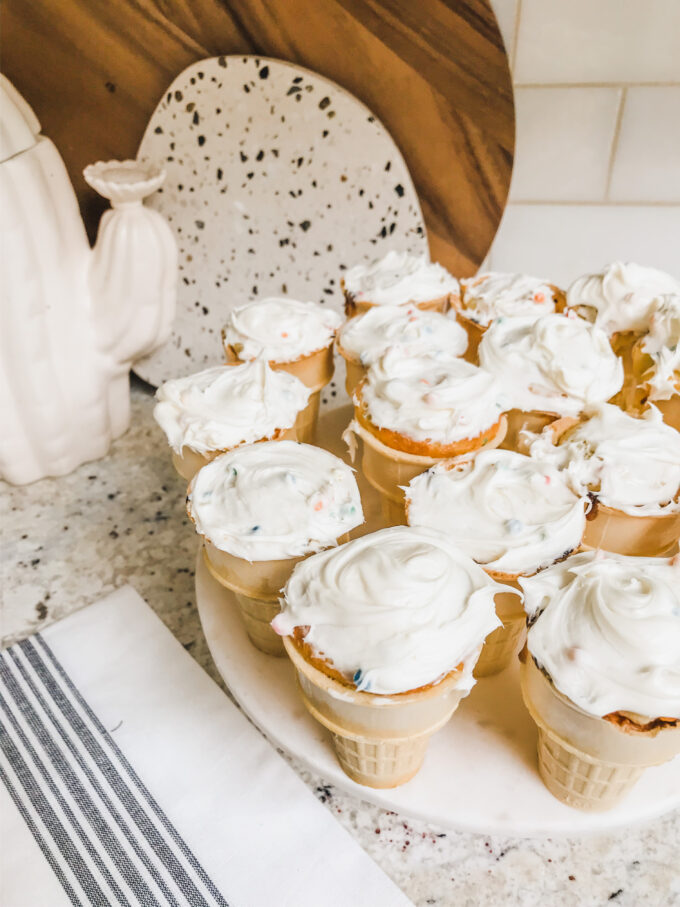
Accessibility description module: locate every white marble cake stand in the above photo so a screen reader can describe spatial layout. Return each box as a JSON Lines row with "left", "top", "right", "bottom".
{"left": 195, "top": 407, "right": 680, "bottom": 836}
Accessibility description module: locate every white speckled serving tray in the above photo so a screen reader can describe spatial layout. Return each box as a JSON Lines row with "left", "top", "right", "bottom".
{"left": 135, "top": 55, "right": 427, "bottom": 390}
{"left": 195, "top": 405, "right": 680, "bottom": 836}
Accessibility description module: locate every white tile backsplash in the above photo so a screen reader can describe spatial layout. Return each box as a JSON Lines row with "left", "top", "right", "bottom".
{"left": 609, "top": 86, "right": 680, "bottom": 202}
{"left": 514, "top": 0, "right": 680, "bottom": 85}
{"left": 487, "top": 204, "right": 680, "bottom": 286}
{"left": 510, "top": 87, "right": 621, "bottom": 201}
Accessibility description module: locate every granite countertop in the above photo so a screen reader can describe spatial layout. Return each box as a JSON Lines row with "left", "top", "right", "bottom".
{"left": 3, "top": 379, "right": 679, "bottom": 907}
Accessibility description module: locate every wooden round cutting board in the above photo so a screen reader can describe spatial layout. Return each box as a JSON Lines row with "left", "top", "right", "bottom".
{"left": 2, "top": 0, "right": 514, "bottom": 277}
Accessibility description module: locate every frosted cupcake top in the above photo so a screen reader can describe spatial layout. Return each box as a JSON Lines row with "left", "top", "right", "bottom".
{"left": 458, "top": 272, "right": 559, "bottom": 326}
{"left": 478, "top": 313, "right": 623, "bottom": 417}
{"left": 406, "top": 449, "right": 587, "bottom": 576}
{"left": 337, "top": 304, "right": 468, "bottom": 365}
{"left": 566, "top": 261, "right": 680, "bottom": 335}
{"left": 521, "top": 551, "right": 680, "bottom": 718}
{"left": 343, "top": 250, "right": 459, "bottom": 306}
{"left": 154, "top": 361, "right": 310, "bottom": 455}
{"left": 273, "top": 525, "right": 505, "bottom": 695}
{"left": 640, "top": 295, "right": 680, "bottom": 401}
{"left": 529, "top": 403, "right": 680, "bottom": 516}
{"left": 222, "top": 297, "right": 342, "bottom": 363}
{"left": 357, "top": 348, "right": 505, "bottom": 444}
{"left": 187, "top": 441, "right": 363, "bottom": 560}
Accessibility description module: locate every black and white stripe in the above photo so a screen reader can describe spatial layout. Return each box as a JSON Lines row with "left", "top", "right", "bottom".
{"left": 0, "top": 635, "right": 229, "bottom": 907}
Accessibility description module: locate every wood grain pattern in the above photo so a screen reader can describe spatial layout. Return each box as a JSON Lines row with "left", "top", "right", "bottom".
{"left": 1, "top": 0, "right": 513, "bottom": 274}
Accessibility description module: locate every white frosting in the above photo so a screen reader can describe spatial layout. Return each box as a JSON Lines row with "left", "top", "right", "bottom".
{"left": 406, "top": 449, "right": 587, "bottom": 575}
{"left": 521, "top": 551, "right": 680, "bottom": 718}
{"left": 478, "top": 313, "right": 623, "bottom": 417}
{"left": 641, "top": 295, "right": 680, "bottom": 400}
{"left": 458, "top": 272, "right": 558, "bottom": 326}
{"left": 566, "top": 261, "right": 680, "bottom": 335}
{"left": 358, "top": 348, "right": 505, "bottom": 444}
{"left": 338, "top": 304, "right": 468, "bottom": 365}
{"left": 187, "top": 441, "right": 363, "bottom": 560}
{"left": 529, "top": 403, "right": 680, "bottom": 516}
{"left": 343, "top": 250, "right": 459, "bottom": 306}
{"left": 222, "top": 297, "right": 341, "bottom": 363}
{"left": 154, "top": 361, "right": 310, "bottom": 455}
{"left": 273, "top": 525, "right": 505, "bottom": 695}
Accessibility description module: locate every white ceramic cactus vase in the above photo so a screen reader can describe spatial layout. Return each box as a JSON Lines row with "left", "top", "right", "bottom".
{"left": 0, "top": 75, "right": 177, "bottom": 485}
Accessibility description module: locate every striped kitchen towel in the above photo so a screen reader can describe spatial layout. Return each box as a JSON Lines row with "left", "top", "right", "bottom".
{"left": 0, "top": 587, "right": 412, "bottom": 907}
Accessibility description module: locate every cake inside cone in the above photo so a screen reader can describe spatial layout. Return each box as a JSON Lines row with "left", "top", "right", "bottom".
{"left": 337, "top": 303, "right": 468, "bottom": 369}
{"left": 478, "top": 312, "right": 624, "bottom": 421}
{"left": 221, "top": 295, "right": 341, "bottom": 367}
{"left": 353, "top": 348, "right": 507, "bottom": 458}
{"left": 275, "top": 525, "right": 511, "bottom": 696}
{"left": 187, "top": 440, "right": 364, "bottom": 562}
{"left": 341, "top": 249, "right": 458, "bottom": 315}
{"left": 565, "top": 261, "right": 680, "bottom": 337}
{"left": 154, "top": 360, "right": 310, "bottom": 458}
{"left": 153, "top": 360, "right": 311, "bottom": 479}
{"left": 454, "top": 271, "right": 565, "bottom": 327}
{"left": 519, "top": 550, "right": 680, "bottom": 810}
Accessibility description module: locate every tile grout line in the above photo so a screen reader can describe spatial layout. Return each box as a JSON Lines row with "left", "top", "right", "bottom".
{"left": 505, "top": 199, "right": 680, "bottom": 208}
{"left": 605, "top": 87, "right": 627, "bottom": 201}
{"left": 513, "top": 81, "right": 680, "bottom": 89}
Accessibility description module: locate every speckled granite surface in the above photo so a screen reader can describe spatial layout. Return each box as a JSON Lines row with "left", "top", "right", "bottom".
{"left": 3, "top": 380, "right": 679, "bottom": 907}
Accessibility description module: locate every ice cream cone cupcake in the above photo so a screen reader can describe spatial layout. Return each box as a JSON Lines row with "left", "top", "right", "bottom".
{"left": 273, "top": 525, "right": 509, "bottom": 787}
{"left": 222, "top": 296, "right": 341, "bottom": 443}
{"left": 566, "top": 262, "right": 680, "bottom": 398}
{"left": 405, "top": 449, "right": 588, "bottom": 676}
{"left": 478, "top": 312, "right": 623, "bottom": 452}
{"left": 154, "top": 361, "right": 310, "bottom": 480}
{"left": 450, "top": 272, "right": 565, "bottom": 363}
{"left": 626, "top": 295, "right": 680, "bottom": 430}
{"left": 336, "top": 304, "right": 468, "bottom": 396}
{"left": 188, "top": 441, "right": 363, "bottom": 655}
{"left": 341, "top": 250, "right": 459, "bottom": 317}
{"left": 528, "top": 404, "right": 680, "bottom": 556}
{"left": 345, "top": 349, "right": 508, "bottom": 525}
{"left": 519, "top": 551, "right": 680, "bottom": 811}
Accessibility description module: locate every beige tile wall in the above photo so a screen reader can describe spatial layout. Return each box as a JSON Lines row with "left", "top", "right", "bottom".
{"left": 486, "top": 0, "right": 680, "bottom": 286}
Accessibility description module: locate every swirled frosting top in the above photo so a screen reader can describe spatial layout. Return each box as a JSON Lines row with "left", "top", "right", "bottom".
{"left": 338, "top": 304, "right": 468, "bottom": 365}
{"left": 458, "top": 272, "right": 559, "bottom": 326}
{"left": 188, "top": 441, "right": 363, "bottom": 560}
{"left": 154, "top": 361, "right": 310, "bottom": 454}
{"left": 222, "top": 297, "right": 341, "bottom": 363}
{"left": 521, "top": 550, "right": 680, "bottom": 718}
{"left": 566, "top": 261, "right": 680, "bottom": 335}
{"left": 358, "top": 348, "right": 505, "bottom": 443}
{"left": 478, "top": 313, "right": 624, "bottom": 417}
{"left": 343, "top": 250, "right": 459, "bottom": 306}
{"left": 406, "top": 449, "right": 587, "bottom": 575}
{"left": 273, "top": 525, "right": 506, "bottom": 695}
{"left": 528, "top": 403, "right": 680, "bottom": 516}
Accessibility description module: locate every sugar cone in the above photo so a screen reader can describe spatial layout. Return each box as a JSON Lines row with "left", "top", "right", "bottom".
{"left": 343, "top": 293, "right": 452, "bottom": 318}
{"left": 335, "top": 339, "right": 366, "bottom": 398}
{"left": 474, "top": 584, "right": 525, "bottom": 678}
{"left": 171, "top": 424, "right": 297, "bottom": 481}
{"left": 283, "top": 637, "right": 468, "bottom": 788}
{"left": 293, "top": 390, "right": 321, "bottom": 444}
{"left": 520, "top": 656, "right": 680, "bottom": 811}
{"left": 656, "top": 394, "right": 680, "bottom": 431}
{"left": 583, "top": 501, "right": 680, "bottom": 557}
